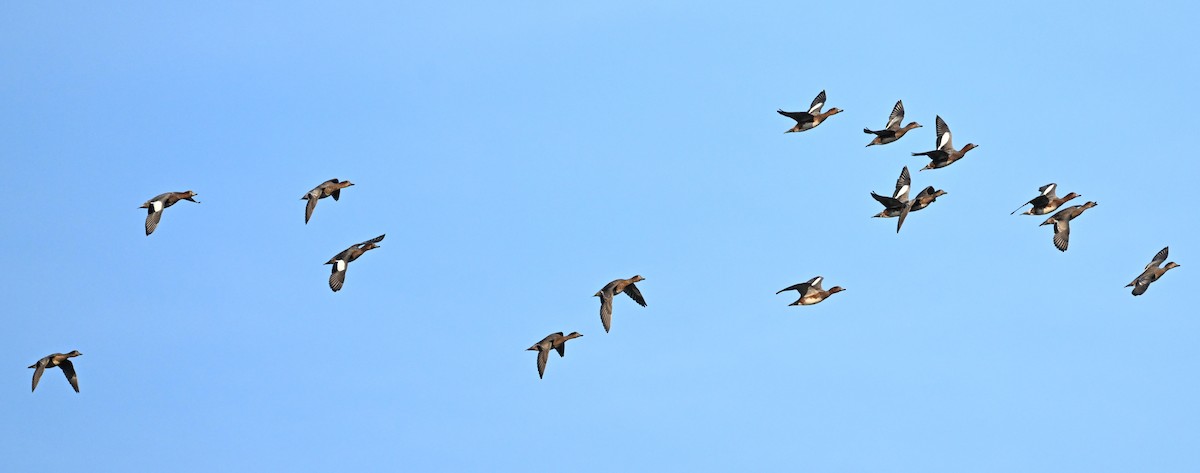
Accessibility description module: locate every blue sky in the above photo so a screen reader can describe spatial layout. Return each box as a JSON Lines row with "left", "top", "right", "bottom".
{"left": 2, "top": 1, "right": 1197, "bottom": 470}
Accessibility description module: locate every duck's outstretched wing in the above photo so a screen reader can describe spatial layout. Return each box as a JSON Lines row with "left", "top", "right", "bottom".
{"left": 304, "top": 196, "right": 318, "bottom": 224}
{"left": 777, "top": 109, "right": 814, "bottom": 123}
{"left": 623, "top": 283, "right": 647, "bottom": 306}
{"left": 885, "top": 100, "right": 904, "bottom": 130}
{"left": 808, "top": 90, "right": 827, "bottom": 114}
{"left": 145, "top": 204, "right": 164, "bottom": 236}
{"left": 536, "top": 348, "right": 549, "bottom": 379}
{"left": 599, "top": 290, "right": 614, "bottom": 333}
{"left": 934, "top": 115, "right": 953, "bottom": 150}
{"left": 60, "top": 360, "right": 79, "bottom": 393}
{"left": 1053, "top": 220, "right": 1071, "bottom": 252}
{"left": 1147, "top": 247, "right": 1169, "bottom": 269}
{"left": 329, "top": 261, "right": 347, "bottom": 292}
{"left": 30, "top": 358, "right": 48, "bottom": 392}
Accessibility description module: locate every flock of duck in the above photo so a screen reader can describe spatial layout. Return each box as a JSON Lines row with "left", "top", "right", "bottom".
{"left": 25, "top": 90, "right": 1183, "bottom": 389}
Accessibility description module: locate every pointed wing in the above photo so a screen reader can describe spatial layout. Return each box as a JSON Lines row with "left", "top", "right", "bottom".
{"left": 893, "top": 166, "right": 911, "bottom": 201}
{"left": 885, "top": 100, "right": 904, "bottom": 130}
{"left": 871, "top": 192, "right": 905, "bottom": 211}
{"left": 1053, "top": 220, "right": 1071, "bottom": 252}
{"left": 808, "top": 90, "right": 827, "bottom": 114}
{"left": 145, "top": 208, "right": 163, "bottom": 235}
{"left": 361, "top": 234, "right": 386, "bottom": 246}
{"left": 329, "top": 263, "right": 347, "bottom": 292}
{"left": 778, "top": 109, "right": 814, "bottom": 123}
{"left": 935, "top": 116, "right": 953, "bottom": 150}
{"left": 332, "top": 188, "right": 342, "bottom": 201}
{"left": 60, "top": 360, "right": 79, "bottom": 392}
{"left": 31, "top": 358, "right": 48, "bottom": 392}
{"left": 1147, "top": 247, "right": 1169, "bottom": 269}
{"left": 1132, "top": 280, "right": 1151, "bottom": 296}
{"left": 777, "top": 282, "right": 812, "bottom": 295}
{"left": 599, "top": 290, "right": 614, "bottom": 333}
{"left": 896, "top": 201, "right": 913, "bottom": 233}
{"left": 623, "top": 283, "right": 647, "bottom": 307}
{"left": 536, "top": 348, "right": 549, "bottom": 379}
{"left": 304, "top": 196, "right": 318, "bottom": 224}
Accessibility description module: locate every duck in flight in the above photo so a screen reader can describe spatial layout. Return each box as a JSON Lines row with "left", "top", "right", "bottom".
{"left": 326, "top": 234, "right": 385, "bottom": 292}
{"left": 594, "top": 275, "right": 647, "bottom": 333}
{"left": 1039, "top": 202, "right": 1097, "bottom": 252}
{"left": 1010, "top": 183, "right": 1080, "bottom": 216}
{"left": 912, "top": 116, "right": 977, "bottom": 171}
{"left": 29, "top": 350, "right": 82, "bottom": 393}
{"left": 776, "top": 276, "right": 845, "bottom": 306}
{"left": 140, "top": 191, "right": 198, "bottom": 235}
{"left": 1126, "top": 247, "right": 1180, "bottom": 296}
{"left": 864, "top": 100, "right": 922, "bottom": 146}
{"left": 778, "top": 90, "right": 843, "bottom": 133}
{"left": 302, "top": 179, "right": 355, "bottom": 224}
{"left": 527, "top": 332, "right": 583, "bottom": 379}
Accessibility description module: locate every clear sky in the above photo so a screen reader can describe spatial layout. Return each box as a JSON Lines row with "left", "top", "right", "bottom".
{"left": 2, "top": 1, "right": 1197, "bottom": 471}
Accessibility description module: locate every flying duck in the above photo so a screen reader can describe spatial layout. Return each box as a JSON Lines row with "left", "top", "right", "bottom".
{"left": 140, "top": 191, "right": 199, "bottom": 235}
{"left": 326, "top": 234, "right": 385, "bottom": 292}
{"left": 527, "top": 332, "right": 583, "bottom": 379}
{"left": 778, "top": 90, "right": 843, "bottom": 133}
{"left": 594, "top": 275, "right": 646, "bottom": 333}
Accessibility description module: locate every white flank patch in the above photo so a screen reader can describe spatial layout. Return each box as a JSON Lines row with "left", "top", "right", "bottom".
{"left": 336, "top": 260, "right": 346, "bottom": 271}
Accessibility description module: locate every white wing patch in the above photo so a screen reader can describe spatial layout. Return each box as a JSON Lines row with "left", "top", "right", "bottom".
{"left": 938, "top": 130, "right": 952, "bottom": 149}
{"left": 336, "top": 260, "right": 347, "bottom": 271}
{"left": 1042, "top": 184, "right": 1056, "bottom": 196}
{"left": 152, "top": 201, "right": 163, "bottom": 212}
{"left": 895, "top": 185, "right": 910, "bottom": 200}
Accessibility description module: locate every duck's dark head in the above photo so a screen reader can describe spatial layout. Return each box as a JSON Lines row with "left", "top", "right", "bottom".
{"left": 67, "top": 350, "right": 82, "bottom": 357}
{"left": 826, "top": 108, "right": 843, "bottom": 116}
{"left": 827, "top": 286, "right": 846, "bottom": 295}
{"left": 630, "top": 275, "right": 645, "bottom": 283}
{"left": 1081, "top": 201, "right": 1098, "bottom": 210}
{"left": 341, "top": 181, "right": 355, "bottom": 188}
{"left": 1165, "top": 262, "right": 1181, "bottom": 270}
{"left": 1061, "top": 192, "right": 1080, "bottom": 201}
{"left": 905, "top": 122, "right": 923, "bottom": 130}
{"left": 182, "top": 190, "right": 199, "bottom": 203}
{"left": 564, "top": 332, "right": 583, "bottom": 341}
{"left": 961, "top": 143, "right": 978, "bottom": 154}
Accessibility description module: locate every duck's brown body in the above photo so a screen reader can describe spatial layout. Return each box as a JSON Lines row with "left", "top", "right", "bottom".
{"left": 778, "top": 90, "right": 842, "bottom": 133}
{"left": 1126, "top": 247, "right": 1180, "bottom": 296}
{"left": 776, "top": 276, "right": 845, "bottom": 306}
{"left": 140, "top": 190, "right": 199, "bottom": 235}
{"left": 1012, "top": 183, "right": 1080, "bottom": 216}
{"left": 29, "top": 350, "right": 82, "bottom": 393}
{"left": 865, "top": 100, "right": 922, "bottom": 146}
{"left": 325, "top": 234, "right": 385, "bottom": 292}
{"left": 302, "top": 179, "right": 355, "bottom": 224}
{"left": 912, "top": 116, "right": 977, "bottom": 170}
{"left": 1039, "top": 202, "right": 1097, "bottom": 252}
{"left": 527, "top": 332, "right": 583, "bottom": 379}
{"left": 594, "top": 275, "right": 647, "bottom": 333}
